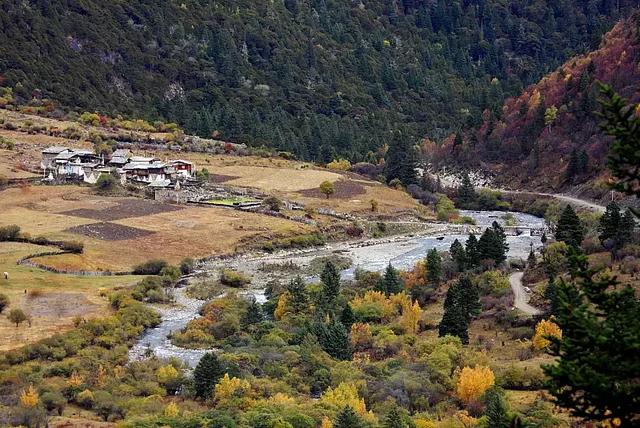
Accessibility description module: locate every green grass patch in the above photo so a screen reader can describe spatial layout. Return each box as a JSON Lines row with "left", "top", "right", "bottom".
{"left": 206, "top": 197, "right": 260, "bottom": 206}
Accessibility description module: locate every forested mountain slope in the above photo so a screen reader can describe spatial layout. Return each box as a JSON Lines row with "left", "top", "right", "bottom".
{"left": 0, "top": 0, "right": 635, "bottom": 161}
{"left": 426, "top": 12, "right": 640, "bottom": 195}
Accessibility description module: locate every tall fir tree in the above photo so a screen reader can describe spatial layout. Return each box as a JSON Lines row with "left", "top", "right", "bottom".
{"left": 598, "top": 202, "right": 636, "bottom": 260}
{"left": 340, "top": 303, "right": 355, "bottom": 331}
{"left": 242, "top": 300, "right": 263, "bottom": 327}
{"left": 334, "top": 406, "right": 365, "bottom": 428}
{"left": 491, "top": 221, "right": 509, "bottom": 263}
{"left": 193, "top": 352, "right": 225, "bottom": 399}
{"left": 465, "top": 234, "right": 480, "bottom": 269}
{"left": 483, "top": 386, "right": 510, "bottom": 428}
{"left": 450, "top": 239, "right": 467, "bottom": 272}
{"left": 457, "top": 173, "right": 476, "bottom": 208}
{"left": 478, "top": 226, "right": 508, "bottom": 267}
{"left": 380, "top": 263, "right": 404, "bottom": 295}
{"left": 555, "top": 205, "right": 584, "bottom": 248}
{"left": 384, "top": 132, "right": 417, "bottom": 185}
{"left": 286, "top": 276, "right": 309, "bottom": 312}
{"left": 384, "top": 406, "right": 408, "bottom": 428}
{"left": 319, "top": 261, "right": 341, "bottom": 310}
{"left": 439, "top": 282, "right": 470, "bottom": 344}
{"left": 543, "top": 253, "right": 640, "bottom": 426}
{"left": 426, "top": 248, "right": 443, "bottom": 285}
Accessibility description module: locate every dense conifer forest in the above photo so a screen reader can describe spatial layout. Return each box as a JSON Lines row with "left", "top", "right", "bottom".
{"left": 0, "top": 0, "right": 637, "bottom": 161}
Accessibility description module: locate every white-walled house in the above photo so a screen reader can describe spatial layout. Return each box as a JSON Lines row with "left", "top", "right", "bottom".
{"left": 122, "top": 161, "right": 169, "bottom": 183}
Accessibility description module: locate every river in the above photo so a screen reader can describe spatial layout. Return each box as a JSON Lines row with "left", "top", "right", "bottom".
{"left": 129, "top": 210, "right": 545, "bottom": 367}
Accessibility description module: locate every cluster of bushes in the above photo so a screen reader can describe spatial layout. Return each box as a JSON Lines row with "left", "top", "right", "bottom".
{"left": 132, "top": 259, "right": 169, "bottom": 275}
{"left": 219, "top": 269, "right": 251, "bottom": 288}
{"left": 0, "top": 224, "right": 20, "bottom": 241}
{"left": 0, "top": 225, "right": 84, "bottom": 254}
{"left": 260, "top": 233, "right": 325, "bottom": 252}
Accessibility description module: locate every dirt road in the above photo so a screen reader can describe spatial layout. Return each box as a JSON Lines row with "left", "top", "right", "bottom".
{"left": 509, "top": 271, "right": 542, "bottom": 316}
{"left": 484, "top": 188, "right": 606, "bottom": 213}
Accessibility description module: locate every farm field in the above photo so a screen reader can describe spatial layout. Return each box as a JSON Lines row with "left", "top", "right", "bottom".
{"left": 0, "top": 185, "right": 313, "bottom": 272}
{"left": 0, "top": 241, "right": 138, "bottom": 351}
{"left": 158, "top": 153, "right": 425, "bottom": 216}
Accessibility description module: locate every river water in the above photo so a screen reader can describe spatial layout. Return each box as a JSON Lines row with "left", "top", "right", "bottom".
{"left": 129, "top": 210, "right": 545, "bottom": 367}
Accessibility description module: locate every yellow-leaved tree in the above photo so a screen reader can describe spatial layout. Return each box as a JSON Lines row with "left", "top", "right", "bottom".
{"left": 320, "top": 416, "right": 333, "bottom": 428}
{"left": 456, "top": 365, "right": 495, "bottom": 403}
{"left": 400, "top": 300, "right": 422, "bottom": 334}
{"left": 164, "top": 401, "right": 179, "bottom": 417}
{"left": 326, "top": 159, "right": 351, "bottom": 171}
{"left": 157, "top": 364, "right": 180, "bottom": 385}
{"left": 532, "top": 318, "right": 562, "bottom": 350}
{"left": 320, "top": 382, "right": 376, "bottom": 423}
{"left": 414, "top": 418, "right": 437, "bottom": 428}
{"left": 19, "top": 384, "right": 39, "bottom": 408}
{"left": 67, "top": 371, "right": 84, "bottom": 387}
{"left": 214, "top": 373, "right": 251, "bottom": 405}
{"left": 274, "top": 293, "right": 289, "bottom": 320}
{"left": 95, "top": 365, "right": 107, "bottom": 388}
{"left": 350, "top": 322, "right": 374, "bottom": 351}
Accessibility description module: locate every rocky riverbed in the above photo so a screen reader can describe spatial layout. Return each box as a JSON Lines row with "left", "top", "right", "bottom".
{"left": 129, "top": 210, "right": 545, "bottom": 367}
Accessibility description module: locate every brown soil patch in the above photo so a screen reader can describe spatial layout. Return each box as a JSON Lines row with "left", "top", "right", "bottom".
{"left": 66, "top": 222, "right": 155, "bottom": 241}
{"left": 209, "top": 173, "right": 240, "bottom": 183}
{"left": 63, "top": 198, "right": 183, "bottom": 221}
{"left": 21, "top": 292, "right": 97, "bottom": 318}
{"left": 298, "top": 180, "right": 366, "bottom": 199}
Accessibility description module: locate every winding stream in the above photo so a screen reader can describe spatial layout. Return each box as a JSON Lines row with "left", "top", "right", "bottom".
{"left": 129, "top": 210, "right": 545, "bottom": 367}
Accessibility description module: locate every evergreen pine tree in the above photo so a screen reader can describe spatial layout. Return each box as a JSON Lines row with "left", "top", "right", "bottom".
{"left": 385, "top": 132, "right": 416, "bottom": 185}
{"left": 340, "top": 304, "right": 355, "bottom": 331}
{"left": 286, "top": 276, "right": 309, "bottom": 312}
{"left": 483, "top": 386, "right": 510, "bottom": 428}
{"left": 450, "top": 239, "right": 467, "bottom": 272}
{"left": 384, "top": 406, "right": 407, "bottom": 428}
{"left": 438, "top": 281, "right": 470, "bottom": 344}
{"left": 457, "top": 173, "right": 476, "bottom": 208}
{"left": 544, "top": 279, "right": 559, "bottom": 316}
{"left": 543, "top": 254, "right": 640, "bottom": 425}
{"left": 555, "top": 205, "right": 584, "bottom": 248}
{"left": 242, "top": 300, "right": 263, "bottom": 327}
{"left": 566, "top": 148, "right": 579, "bottom": 181}
{"left": 465, "top": 234, "right": 480, "bottom": 268}
{"left": 527, "top": 247, "right": 537, "bottom": 267}
{"left": 492, "top": 221, "right": 509, "bottom": 264}
{"left": 322, "top": 320, "right": 352, "bottom": 360}
{"left": 382, "top": 263, "right": 403, "bottom": 295}
{"left": 193, "top": 352, "right": 225, "bottom": 399}
{"left": 426, "top": 248, "right": 443, "bottom": 285}
{"left": 599, "top": 202, "right": 636, "bottom": 260}
{"left": 334, "top": 406, "right": 365, "bottom": 428}
{"left": 319, "top": 261, "right": 341, "bottom": 310}
{"left": 458, "top": 275, "right": 481, "bottom": 321}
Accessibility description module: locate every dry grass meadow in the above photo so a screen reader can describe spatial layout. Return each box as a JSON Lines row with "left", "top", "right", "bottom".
{"left": 0, "top": 241, "right": 139, "bottom": 351}
{"left": 0, "top": 185, "right": 313, "bottom": 272}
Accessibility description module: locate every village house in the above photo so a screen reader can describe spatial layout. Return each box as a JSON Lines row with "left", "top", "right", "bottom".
{"left": 108, "top": 149, "right": 132, "bottom": 168}
{"left": 121, "top": 161, "right": 170, "bottom": 184}
{"left": 168, "top": 159, "right": 194, "bottom": 178}
{"left": 40, "top": 146, "right": 70, "bottom": 172}
{"left": 41, "top": 146, "right": 195, "bottom": 187}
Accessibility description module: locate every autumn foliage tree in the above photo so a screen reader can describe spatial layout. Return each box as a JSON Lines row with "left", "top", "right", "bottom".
{"left": 456, "top": 366, "right": 496, "bottom": 403}
{"left": 532, "top": 318, "right": 562, "bottom": 350}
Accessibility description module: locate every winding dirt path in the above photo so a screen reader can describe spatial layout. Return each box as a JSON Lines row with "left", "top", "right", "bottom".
{"left": 509, "top": 271, "right": 542, "bottom": 316}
